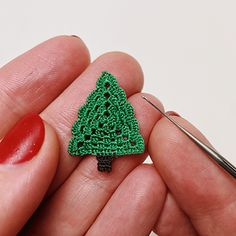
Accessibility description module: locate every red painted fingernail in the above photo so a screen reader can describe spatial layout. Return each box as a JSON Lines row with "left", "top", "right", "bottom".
{"left": 0, "top": 113, "right": 45, "bottom": 164}
{"left": 166, "top": 111, "right": 181, "bottom": 117}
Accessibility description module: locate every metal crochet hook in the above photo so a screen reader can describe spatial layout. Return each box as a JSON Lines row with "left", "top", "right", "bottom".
{"left": 142, "top": 96, "right": 236, "bottom": 179}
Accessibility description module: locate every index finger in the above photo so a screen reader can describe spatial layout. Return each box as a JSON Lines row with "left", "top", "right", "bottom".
{"left": 0, "top": 35, "right": 90, "bottom": 137}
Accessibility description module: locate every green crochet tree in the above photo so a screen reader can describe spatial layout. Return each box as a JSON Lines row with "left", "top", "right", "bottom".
{"left": 68, "top": 71, "right": 144, "bottom": 172}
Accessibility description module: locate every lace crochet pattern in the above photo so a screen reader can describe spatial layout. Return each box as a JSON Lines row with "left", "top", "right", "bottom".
{"left": 68, "top": 71, "right": 144, "bottom": 172}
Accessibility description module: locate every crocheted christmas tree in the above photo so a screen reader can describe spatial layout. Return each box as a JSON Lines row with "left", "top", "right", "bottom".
{"left": 68, "top": 71, "right": 144, "bottom": 172}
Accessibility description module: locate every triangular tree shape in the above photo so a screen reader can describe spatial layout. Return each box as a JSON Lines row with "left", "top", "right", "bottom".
{"left": 68, "top": 71, "right": 144, "bottom": 172}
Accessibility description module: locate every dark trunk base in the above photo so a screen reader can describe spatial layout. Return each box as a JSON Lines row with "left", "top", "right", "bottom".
{"left": 96, "top": 155, "right": 114, "bottom": 173}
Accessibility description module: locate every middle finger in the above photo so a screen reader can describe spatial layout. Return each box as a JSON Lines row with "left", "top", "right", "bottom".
{"left": 41, "top": 52, "right": 144, "bottom": 193}
{"left": 25, "top": 93, "right": 163, "bottom": 235}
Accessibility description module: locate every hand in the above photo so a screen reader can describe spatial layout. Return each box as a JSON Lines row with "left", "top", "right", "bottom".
{"left": 0, "top": 36, "right": 234, "bottom": 236}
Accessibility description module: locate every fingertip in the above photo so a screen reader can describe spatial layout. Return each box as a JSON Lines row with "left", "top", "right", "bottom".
{"left": 148, "top": 116, "right": 212, "bottom": 167}
{"left": 44, "top": 35, "right": 91, "bottom": 68}
{"left": 148, "top": 115, "right": 214, "bottom": 185}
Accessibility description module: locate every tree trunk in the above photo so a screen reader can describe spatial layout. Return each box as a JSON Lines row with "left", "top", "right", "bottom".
{"left": 96, "top": 155, "right": 114, "bottom": 172}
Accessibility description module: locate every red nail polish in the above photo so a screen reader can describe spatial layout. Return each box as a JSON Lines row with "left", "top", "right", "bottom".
{"left": 166, "top": 111, "right": 180, "bottom": 117}
{"left": 0, "top": 113, "right": 45, "bottom": 164}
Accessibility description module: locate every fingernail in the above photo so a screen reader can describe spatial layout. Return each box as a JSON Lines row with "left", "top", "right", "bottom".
{"left": 166, "top": 111, "right": 181, "bottom": 117}
{"left": 0, "top": 113, "right": 45, "bottom": 164}
{"left": 70, "top": 35, "right": 80, "bottom": 38}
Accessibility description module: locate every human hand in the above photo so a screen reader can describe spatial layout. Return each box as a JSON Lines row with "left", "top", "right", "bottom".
{"left": 0, "top": 36, "right": 235, "bottom": 236}
{"left": 0, "top": 35, "right": 164, "bottom": 235}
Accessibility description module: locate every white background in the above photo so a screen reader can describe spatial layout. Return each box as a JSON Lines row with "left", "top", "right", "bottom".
{"left": 0, "top": 1, "right": 235, "bottom": 235}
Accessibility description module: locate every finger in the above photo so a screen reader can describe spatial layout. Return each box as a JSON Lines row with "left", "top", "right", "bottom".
{"left": 0, "top": 114, "right": 59, "bottom": 235}
{"left": 24, "top": 94, "right": 164, "bottom": 235}
{"left": 0, "top": 35, "right": 90, "bottom": 137}
{"left": 154, "top": 193, "right": 198, "bottom": 236}
{"left": 149, "top": 116, "right": 236, "bottom": 235}
{"left": 41, "top": 52, "right": 145, "bottom": 193}
{"left": 86, "top": 164, "right": 166, "bottom": 236}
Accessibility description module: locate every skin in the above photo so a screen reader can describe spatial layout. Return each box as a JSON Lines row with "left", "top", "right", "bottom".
{"left": 0, "top": 35, "right": 235, "bottom": 235}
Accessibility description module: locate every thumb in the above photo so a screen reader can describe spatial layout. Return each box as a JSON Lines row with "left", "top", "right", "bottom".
{"left": 149, "top": 115, "right": 236, "bottom": 235}
{"left": 0, "top": 113, "right": 59, "bottom": 235}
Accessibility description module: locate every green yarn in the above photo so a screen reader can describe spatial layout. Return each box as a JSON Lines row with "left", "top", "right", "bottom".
{"left": 68, "top": 71, "right": 144, "bottom": 171}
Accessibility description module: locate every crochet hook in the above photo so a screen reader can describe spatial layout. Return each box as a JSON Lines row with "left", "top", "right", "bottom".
{"left": 142, "top": 96, "right": 236, "bottom": 179}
